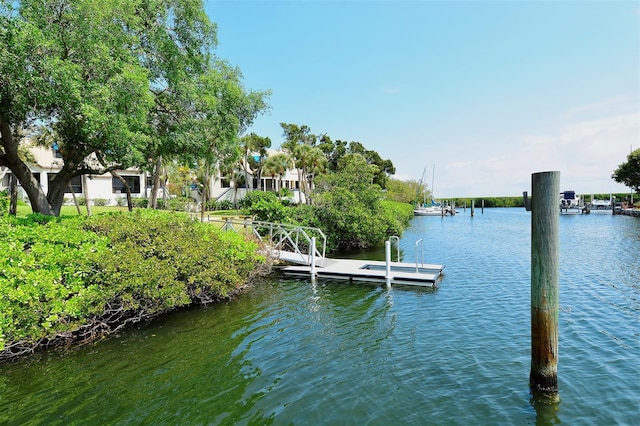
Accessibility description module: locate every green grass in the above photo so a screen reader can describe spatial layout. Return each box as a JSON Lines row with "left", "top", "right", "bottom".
{"left": 14, "top": 204, "right": 130, "bottom": 217}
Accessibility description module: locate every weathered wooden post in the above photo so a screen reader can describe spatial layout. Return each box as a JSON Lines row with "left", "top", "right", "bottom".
{"left": 530, "top": 171, "right": 560, "bottom": 395}
{"left": 471, "top": 199, "right": 475, "bottom": 217}
{"left": 481, "top": 199, "right": 484, "bottom": 214}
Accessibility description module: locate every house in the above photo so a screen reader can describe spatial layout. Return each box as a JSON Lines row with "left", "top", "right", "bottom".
{"left": 203, "top": 149, "right": 306, "bottom": 205}
{"left": 0, "top": 143, "right": 151, "bottom": 206}
{"left": 1, "top": 146, "right": 304, "bottom": 207}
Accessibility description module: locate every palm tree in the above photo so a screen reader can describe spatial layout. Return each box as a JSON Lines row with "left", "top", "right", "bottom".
{"left": 263, "top": 153, "right": 293, "bottom": 199}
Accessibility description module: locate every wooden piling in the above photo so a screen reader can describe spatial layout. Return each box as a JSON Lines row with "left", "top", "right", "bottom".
{"left": 471, "top": 199, "right": 475, "bottom": 217}
{"left": 530, "top": 171, "right": 560, "bottom": 394}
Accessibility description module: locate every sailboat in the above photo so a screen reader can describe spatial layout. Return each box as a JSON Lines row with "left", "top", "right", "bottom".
{"left": 413, "top": 165, "right": 454, "bottom": 216}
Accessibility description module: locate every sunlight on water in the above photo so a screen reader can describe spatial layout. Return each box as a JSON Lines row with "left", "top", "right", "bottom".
{"left": 0, "top": 209, "right": 638, "bottom": 425}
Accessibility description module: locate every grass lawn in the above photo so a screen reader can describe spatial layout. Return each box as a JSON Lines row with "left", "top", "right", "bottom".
{"left": 15, "top": 204, "right": 131, "bottom": 217}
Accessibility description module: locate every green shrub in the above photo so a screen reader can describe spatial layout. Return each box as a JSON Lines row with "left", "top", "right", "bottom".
{"left": 239, "top": 190, "right": 278, "bottom": 210}
{"left": 93, "top": 198, "right": 108, "bottom": 207}
{"left": 115, "top": 197, "right": 127, "bottom": 207}
{"left": 131, "top": 198, "right": 148, "bottom": 208}
{"left": 0, "top": 210, "right": 266, "bottom": 359}
{"left": 166, "top": 197, "right": 193, "bottom": 211}
{"left": 0, "top": 190, "right": 7, "bottom": 214}
{"left": 216, "top": 200, "right": 234, "bottom": 211}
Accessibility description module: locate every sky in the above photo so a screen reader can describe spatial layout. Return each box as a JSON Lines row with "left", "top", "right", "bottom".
{"left": 203, "top": 0, "right": 639, "bottom": 198}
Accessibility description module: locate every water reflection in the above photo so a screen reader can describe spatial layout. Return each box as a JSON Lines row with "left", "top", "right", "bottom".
{"left": 531, "top": 391, "right": 561, "bottom": 425}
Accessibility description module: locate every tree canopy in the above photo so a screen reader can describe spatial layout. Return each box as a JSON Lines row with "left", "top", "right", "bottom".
{"left": 0, "top": 0, "right": 268, "bottom": 216}
{"left": 612, "top": 149, "right": 640, "bottom": 193}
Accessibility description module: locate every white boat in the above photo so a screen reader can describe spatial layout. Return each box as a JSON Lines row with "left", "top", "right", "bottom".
{"left": 560, "top": 190, "right": 590, "bottom": 214}
{"left": 413, "top": 165, "right": 455, "bottom": 216}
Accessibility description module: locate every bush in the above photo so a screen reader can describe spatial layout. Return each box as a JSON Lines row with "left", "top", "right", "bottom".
{"left": 166, "top": 197, "right": 193, "bottom": 211}
{"left": 115, "top": 197, "right": 127, "bottom": 207}
{"left": 216, "top": 200, "right": 234, "bottom": 211}
{"left": 131, "top": 198, "right": 148, "bottom": 208}
{"left": 93, "top": 198, "right": 108, "bottom": 206}
{"left": 0, "top": 210, "right": 267, "bottom": 360}
{"left": 76, "top": 196, "right": 86, "bottom": 206}
{"left": 0, "top": 190, "right": 7, "bottom": 214}
{"left": 239, "top": 190, "right": 278, "bottom": 210}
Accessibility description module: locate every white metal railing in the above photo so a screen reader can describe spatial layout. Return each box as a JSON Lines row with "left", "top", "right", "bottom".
{"left": 199, "top": 215, "right": 327, "bottom": 266}
{"left": 415, "top": 238, "right": 424, "bottom": 273}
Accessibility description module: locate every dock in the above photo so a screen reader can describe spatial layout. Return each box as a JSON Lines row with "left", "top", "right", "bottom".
{"left": 197, "top": 215, "right": 444, "bottom": 287}
{"left": 279, "top": 255, "right": 444, "bottom": 286}
{"left": 275, "top": 248, "right": 444, "bottom": 287}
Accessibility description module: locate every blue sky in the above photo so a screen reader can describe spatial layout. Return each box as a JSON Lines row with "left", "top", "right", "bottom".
{"left": 204, "top": 1, "right": 639, "bottom": 197}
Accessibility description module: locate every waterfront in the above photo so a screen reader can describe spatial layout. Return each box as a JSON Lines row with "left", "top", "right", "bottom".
{"left": 0, "top": 208, "right": 638, "bottom": 425}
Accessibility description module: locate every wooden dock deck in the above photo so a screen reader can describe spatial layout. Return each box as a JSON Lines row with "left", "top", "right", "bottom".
{"left": 277, "top": 251, "right": 444, "bottom": 287}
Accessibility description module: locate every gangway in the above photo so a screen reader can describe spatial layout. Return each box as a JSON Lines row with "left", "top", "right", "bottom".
{"left": 199, "top": 215, "right": 444, "bottom": 287}
{"left": 197, "top": 215, "right": 326, "bottom": 266}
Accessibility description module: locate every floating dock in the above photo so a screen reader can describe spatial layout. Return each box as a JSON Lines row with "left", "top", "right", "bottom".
{"left": 277, "top": 251, "right": 444, "bottom": 287}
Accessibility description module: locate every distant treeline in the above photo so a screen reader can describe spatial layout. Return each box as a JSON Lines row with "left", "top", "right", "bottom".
{"left": 445, "top": 193, "right": 633, "bottom": 208}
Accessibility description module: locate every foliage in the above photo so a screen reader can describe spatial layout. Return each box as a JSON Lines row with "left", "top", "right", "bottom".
{"left": 131, "top": 198, "right": 149, "bottom": 209}
{"left": 1, "top": 0, "right": 269, "bottom": 216}
{"left": 385, "top": 178, "right": 423, "bottom": 204}
{"left": 301, "top": 155, "right": 406, "bottom": 252}
{"left": 612, "top": 149, "right": 640, "bottom": 193}
{"left": 215, "top": 200, "right": 234, "bottom": 211}
{"left": 0, "top": 210, "right": 266, "bottom": 360}
{"left": 239, "top": 190, "right": 279, "bottom": 210}
{"left": 93, "top": 198, "right": 108, "bottom": 207}
{"left": 0, "top": 189, "right": 7, "bottom": 214}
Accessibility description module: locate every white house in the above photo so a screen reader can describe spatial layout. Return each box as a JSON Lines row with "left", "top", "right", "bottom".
{"left": 205, "top": 148, "right": 306, "bottom": 205}
{"left": 1, "top": 146, "right": 305, "bottom": 207}
{"left": 0, "top": 143, "right": 150, "bottom": 206}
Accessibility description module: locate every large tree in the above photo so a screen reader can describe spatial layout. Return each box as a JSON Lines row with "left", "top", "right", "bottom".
{"left": 1, "top": 0, "right": 154, "bottom": 215}
{"left": 612, "top": 148, "right": 640, "bottom": 193}
{"left": 1, "top": 0, "right": 267, "bottom": 216}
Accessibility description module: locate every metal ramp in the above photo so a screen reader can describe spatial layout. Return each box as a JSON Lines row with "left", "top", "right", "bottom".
{"left": 197, "top": 215, "right": 326, "bottom": 266}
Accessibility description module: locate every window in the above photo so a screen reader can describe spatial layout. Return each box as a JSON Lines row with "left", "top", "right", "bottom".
{"left": 48, "top": 173, "right": 81, "bottom": 193}
{"left": 221, "top": 178, "right": 231, "bottom": 188}
{"left": 112, "top": 175, "right": 141, "bottom": 193}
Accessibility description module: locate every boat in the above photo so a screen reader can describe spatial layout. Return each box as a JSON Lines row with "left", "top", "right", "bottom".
{"left": 413, "top": 166, "right": 455, "bottom": 216}
{"left": 560, "top": 190, "right": 590, "bottom": 214}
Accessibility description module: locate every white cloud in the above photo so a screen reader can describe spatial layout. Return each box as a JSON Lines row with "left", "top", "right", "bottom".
{"left": 434, "top": 110, "right": 638, "bottom": 197}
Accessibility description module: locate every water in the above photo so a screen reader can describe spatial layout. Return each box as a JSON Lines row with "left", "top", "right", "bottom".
{"left": 1, "top": 209, "right": 638, "bottom": 425}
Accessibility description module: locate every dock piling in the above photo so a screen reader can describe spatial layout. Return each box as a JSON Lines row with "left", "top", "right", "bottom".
{"left": 385, "top": 240, "right": 391, "bottom": 288}
{"left": 310, "top": 237, "right": 317, "bottom": 282}
{"left": 530, "top": 171, "right": 560, "bottom": 395}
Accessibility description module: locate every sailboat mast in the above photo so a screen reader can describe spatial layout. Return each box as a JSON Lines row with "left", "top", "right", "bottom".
{"left": 431, "top": 164, "right": 435, "bottom": 204}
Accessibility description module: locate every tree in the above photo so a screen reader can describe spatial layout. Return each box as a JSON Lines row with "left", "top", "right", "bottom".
{"left": 612, "top": 149, "right": 640, "bottom": 193}
{"left": 1, "top": 0, "right": 268, "bottom": 216}
{"left": 1, "top": 0, "right": 154, "bottom": 215}
{"left": 263, "top": 153, "right": 293, "bottom": 199}
{"left": 240, "top": 132, "right": 271, "bottom": 192}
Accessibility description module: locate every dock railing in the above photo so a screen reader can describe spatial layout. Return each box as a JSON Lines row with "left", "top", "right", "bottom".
{"left": 415, "top": 238, "right": 424, "bottom": 273}
{"left": 198, "top": 215, "right": 327, "bottom": 266}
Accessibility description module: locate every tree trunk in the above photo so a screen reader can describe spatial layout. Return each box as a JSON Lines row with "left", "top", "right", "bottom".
{"left": 110, "top": 171, "right": 133, "bottom": 211}
{"left": 0, "top": 119, "right": 54, "bottom": 215}
{"left": 82, "top": 174, "right": 92, "bottom": 216}
{"left": 149, "top": 156, "right": 162, "bottom": 209}
{"left": 68, "top": 182, "right": 82, "bottom": 214}
{"left": 9, "top": 173, "right": 17, "bottom": 215}
{"left": 200, "top": 166, "right": 209, "bottom": 222}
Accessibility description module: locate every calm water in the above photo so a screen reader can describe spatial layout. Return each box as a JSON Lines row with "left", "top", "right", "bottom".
{"left": 1, "top": 208, "right": 638, "bottom": 425}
